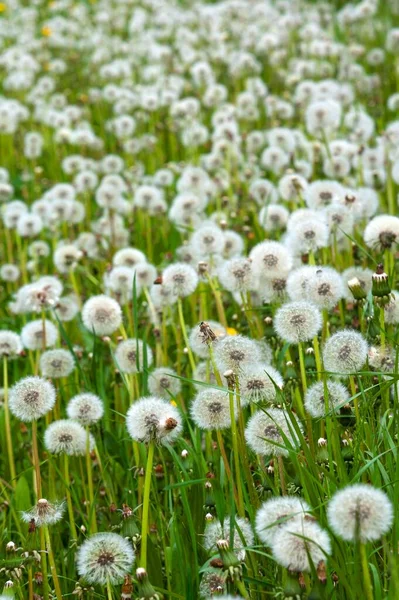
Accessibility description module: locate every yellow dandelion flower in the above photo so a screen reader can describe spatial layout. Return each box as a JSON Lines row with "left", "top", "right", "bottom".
{"left": 41, "top": 26, "right": 52, "bottom": 37}
{"left": 226, "top": 327, "right": 238, "bottom": 336}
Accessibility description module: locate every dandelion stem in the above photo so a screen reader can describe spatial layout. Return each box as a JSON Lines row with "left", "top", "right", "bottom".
{"left": 177, "top": 296, "right": 196, "bottom": 373}
{"left": 44, "top": 525, "right": 63, "bottom": 600}
{"left": 32, "top": 420, "right": 42, "bottom": 499}
{"left": 140, "top": 440, "right": 155, "bottom": 570}
{"left": 86, "top": 427, "right": 97, "bottom": 533}
{"left": 40, "top": 527, "right": 49, "bottom": 600}
{"left": 64, "top": 453, "right": 77, "bottom": 540}
{"left": 228, "top": 387, "right": 245, "bottom": 517}
{"left": 3, "top": 356, "right": 16, "bottom": 487}
{"left": 360, "top": 543, "right": 374, "bottom": 600}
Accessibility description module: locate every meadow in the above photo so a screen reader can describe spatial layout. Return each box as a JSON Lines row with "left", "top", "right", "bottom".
{"left": 0, "top": 0, "right": 399, "bottom": 599}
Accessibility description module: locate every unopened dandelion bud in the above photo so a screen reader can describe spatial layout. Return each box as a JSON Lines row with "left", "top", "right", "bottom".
{"left": 198, "top": 261, "right": 208, "bottom": 275}
{"left": 372, "top": 264, "right": 392, "bottom": 304}
{"left": 318, "top": 438, "right": 327, "bottom": 447}
{"left": 205, "top": 513, "right": 214, "bottom": 522}
{"left": 135, "top": 568, "right": 161, "bottom": 599}
{"left": 181, "top": 449, "right": 188, "bottom": 458}
{"left": 216, "top": 539, "right": 242, "bottom": 579}
{"left": 348, "top": 277, "right": 368, "bottom": 302}
{"left": 223, "top": 369, "right": 236, "bottom": 389}
{"left": 6, "top": 542, "right": 16, "bottom": 553}
{"left": 264, "top": 316, "right": 273, "bottom": 325}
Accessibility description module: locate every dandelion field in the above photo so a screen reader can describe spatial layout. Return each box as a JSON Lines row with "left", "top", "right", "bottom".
{"left": 1, "top": 0, "right": 399, "bottom": 599}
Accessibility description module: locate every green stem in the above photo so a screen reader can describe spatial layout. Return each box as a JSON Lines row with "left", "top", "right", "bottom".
{"left": 360, "top": 543, "right": 374, "bottom": 600}
{"left": 64, "top": 454, "right": 77, "bottom": 540}
{"left": 44, "top": 525, "right": 63, "bottom": 600}
{"left": 229, "top": 387, "right": 245, "bottom": 517}
{"left": 86, "top": 427, "right": 97, "bottom": 533}
{"left": 3, "top": 357, "right": 16, "bottom": 486}
{"left": 40, "top": 527, "right": 49, "bottom": 600}
{"left": 177, "top": 297, "right": 196, "bottom": 373}
{"left": 140, "top": 441, "right": 155, "bottom": 570}
{"left": 106, "top": 579, "right": 114, "bottom": 600}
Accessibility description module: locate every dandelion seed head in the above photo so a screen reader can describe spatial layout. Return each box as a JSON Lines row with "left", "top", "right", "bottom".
{"left": 323, "top": 329, "right": 368, "bottom": 375}
{"left": 77, "top": 532, "right": 135, "bottom": 585}
{"left": 9, "top": 376, "right": 56, "bottom": 422}
{"left": 190, "top": 388, "right": 233, "bottom": 430}
{"left": 245, "top": 408, "right": 303, "bottom": 457}
{"left": 67, "top": 392, "right": 104, "bottom": 425}
{"left": 148, "top": 367, "right": 182, "bottom": 398}
{"left": 189, "top": 320, "right": 226, "bottom": 359}
{"left": 204, "top": 517, "right": 254, "bottom": 561}
{"left": 274, "top": 301, "right": 322, "bottom": 343}
{"left": 40, "top": 349, "right": 75, "bottom": 379}
{"left": 126, "top": 396, "right": 182, "bottom": 445}
{"left": 21, "top": 499, "right": 65, "bottom": 527}
{"left": 82, "top": 295, "right": 122, "bottom": 336}
{"left": 20, "top": 319, "right": 58, "bottom": 350}
{"left": 307, "top": 267, "right": 345, "bottom": 310}
{"left": 255, "top": 496, "right": 311, "bottom": 546}
{"left": 364, "top": 215, "right": 399, "bottom": 251}
{"left": 114, "top": 338, "right": 153, "bottom": 374}
{"left": 44, "top": 419, "right": 93, "bottom": 455}
{"left": 271, "top": 516, "right": 331, "bottom": 572}
{"left": 215, "top": 335, "right": 261, "bottom": 373}
{"left": 249, "top": 241, "right": 293, "bottom": 278}
{"left": 304, "top": 380, "right": 349, "bottom": 418}
{"left": 327, "top": 484, "right": 393, "bottom": 542}
{"left": 162, "top": 263, "right": 198, "bottom": 297}
{"left": 0, "top": 331, "right": 22, "bottom": 357}
{"left": 239, "top": 364, "right": 284, "bottom": 406}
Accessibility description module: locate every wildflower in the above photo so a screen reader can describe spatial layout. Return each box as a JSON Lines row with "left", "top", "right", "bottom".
{"left": 271, "top": 516, "right": 331, "bottom": 572}
{"left": 190, "top": 388, "right": 233, "bottom": 431}
{"left": 77, "top": 532, "right": 135, "bottom": 585}
{"left": 66, "top": 392, "right": 104, "bottom": 425}
{"left": 9, "top": 376, "right": 56, "bottom": 422}
{"left": 54, "top": 295, "right": 80, "bottom": 322}
{"left": 126, "top": 396, "right": 182, "bottom": 445}
{"left": 327, "top": 484, "right": 393, "bottom": 542}
{"left": 148, "top": 367, "right": 182, "bottom": 398}
{"left": 114, "top": 338, "right": 153, "bottom": 374}
{"left": 323, "top": 330, "right": 368, "bottom": 375}
{"left": 274, "top": 301, "right": 322, "bottom": 343}
{"left": 53, "top": 244, "right": 82, "bottom": 273}
{"left": 21, "top": 319, "right": 58, "bottom": 350}
{"left": 40, "top": 349, "right": 75, "bottom": 378}
{"left": 245, "top": 408, "right": 303, "bottom": 457}
{"left": 255, "top": 497, "right": 311, "bottom": 545}
{"left": 21, "top": 499, "right": 65, "bottom": 527}
{"left": 384, "top": 291, "right": 399, "bottom": 324}
{"left": 304, "top": 380, "right": 349, "bottom": 418}
{"left": 44, "top": 419, "right": 94, "bottom": 455}
{"left": 82, "top": 295, "right": 122, "bottom": 336}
